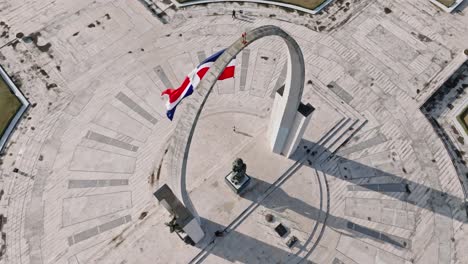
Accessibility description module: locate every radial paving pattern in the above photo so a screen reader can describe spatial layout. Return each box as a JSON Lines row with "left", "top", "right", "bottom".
{"left": 0, "top": 0, "right": 468, "bottom": 264}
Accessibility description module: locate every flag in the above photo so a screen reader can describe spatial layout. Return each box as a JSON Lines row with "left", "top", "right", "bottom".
{"left": 161, "top": 49, "right": 236, "bottom": 120}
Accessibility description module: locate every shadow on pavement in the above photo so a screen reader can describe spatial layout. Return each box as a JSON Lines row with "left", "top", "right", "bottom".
{"left": 296, "top": 140, "right": 467, "bottom": 223}
{"left": 186, "top": 137, "right": 465, "bottom": 262}
{"left": 194, "top": 217, "right": 316, "bottom": 264}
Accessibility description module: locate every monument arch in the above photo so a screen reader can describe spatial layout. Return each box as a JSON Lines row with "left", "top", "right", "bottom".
{"left": 162, "top": 25, "right": 313, "bottom": 244}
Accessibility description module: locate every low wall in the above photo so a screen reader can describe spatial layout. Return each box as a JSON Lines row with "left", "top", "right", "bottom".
{"left": 0, "top": 65, "right": 30, "bottom": 153}
{"left": 174, "top": 0, "right": 334, "bottom": 15}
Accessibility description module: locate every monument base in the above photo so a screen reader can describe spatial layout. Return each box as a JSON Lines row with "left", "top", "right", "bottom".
{"left": 154, "top": 184, "right": 205, "bottom": 244}
{"left": 225, "top": 172, "right": 251, "bottom": 194}
{"left": 269, "top": 86, "right": 314, "bottom": 158}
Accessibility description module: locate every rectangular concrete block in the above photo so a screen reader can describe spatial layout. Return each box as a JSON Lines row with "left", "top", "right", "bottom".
{"left": 282, "top": 102, "right": 315, "bottom": 157}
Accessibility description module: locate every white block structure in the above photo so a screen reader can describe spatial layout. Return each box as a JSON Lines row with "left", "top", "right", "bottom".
{"left": 271, "top": 86, "right": 314, "bottom": 157}
{"left": 183, "top": 219, "right": 205, "bottom": 243}
{"left": 154, "top": 184, "right": 205, "bottom": 244}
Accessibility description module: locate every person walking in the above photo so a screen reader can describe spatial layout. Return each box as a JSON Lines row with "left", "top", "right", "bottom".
{"left": 232, "top": 10, "right": 236, "bottom": 19}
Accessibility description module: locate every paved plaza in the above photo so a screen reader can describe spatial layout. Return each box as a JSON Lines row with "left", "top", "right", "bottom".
{"left": 1, "top": 0, "right": 468, "bottom": 263}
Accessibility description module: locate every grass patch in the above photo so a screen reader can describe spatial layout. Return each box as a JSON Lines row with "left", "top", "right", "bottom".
{"left": 269, "top": 0, "right": 326, "bottom": 9}
{"left": 0, "top": 76, "right": 22, "bottom": 136}
{"left": 176, "top": 0, "right": 327, "bottom": 9}
{"left": 456, "top": 105, "right": 468, "bottom": 136}
{"left": 437, "top": 0, "right": 456, "bottom": 7}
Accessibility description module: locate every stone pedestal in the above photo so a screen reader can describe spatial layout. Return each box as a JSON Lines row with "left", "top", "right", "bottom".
{"left": 225, "top": 171, "right": 251, "bottom": 194}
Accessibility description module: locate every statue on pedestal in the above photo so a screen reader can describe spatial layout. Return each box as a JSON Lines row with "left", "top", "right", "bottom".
{"left": 225, "top": 158, "right": 251, "bottom": 194}
{"left": 165, "top": 215, "right": 183, "bottom": 233}
{"left": 231, "top": 158, "right": 247, "bottom": 185}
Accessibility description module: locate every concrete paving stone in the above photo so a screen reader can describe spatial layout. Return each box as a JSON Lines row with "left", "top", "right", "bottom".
{"left": 153, "top": 65, "right": 174, "bottom": 89}
{"left": 70, "top": 227, "right": 99, "bottom": 245}
{"left": 62, "top": 191, "right": 132, "bottom": 226}
{"left": 69, "top": 146, "right": 136, "bottom": 173}
{"left": 68, "top": 179, "right": 129, "bottom": 188}
{"left": 92, "top": 104, "right": 152, "bottom": 142}
{"left": 85, "top": 130, "right": 139, "bottom": 152}
{"left": 168, "top": 52, "right": 196, "bottom": 84}
{"left": 68, "top": 214, "right": 132, "bottom": 246}
{"left": 348, "top": 183, "right": 407, "bottom": 192}
{"left": 115, "top": 92, "right": 158, "bottom": 125}
{"left": 327, "top": 81, "right": 354, "bottom": 104}
{"left": 249, "top": 49, "right": 277, "bottom": 97}
{"left": 239, "top": 49, "right": 251, "bottom": 91}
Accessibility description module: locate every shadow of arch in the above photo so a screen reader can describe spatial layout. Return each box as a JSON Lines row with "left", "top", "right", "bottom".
{"left": 167, "top": 25, "right": 305, "bottom": 222}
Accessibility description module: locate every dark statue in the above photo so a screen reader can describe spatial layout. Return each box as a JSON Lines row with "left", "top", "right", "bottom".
{"left": 231, "top": 158, "right": 247, "bottom": 185}
{"left": 165, "top": 215, "right": 183, "bottom": 233}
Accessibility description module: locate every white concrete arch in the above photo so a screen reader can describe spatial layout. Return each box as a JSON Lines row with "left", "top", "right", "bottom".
{"left": 196, "top": 25, "right": 306, "bottom": 154}
{"left": 168, "top": 25, "right": 309, "bottom": 231}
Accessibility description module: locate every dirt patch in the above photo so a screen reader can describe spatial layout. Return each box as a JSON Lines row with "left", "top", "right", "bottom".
{"left": 46, "top": 83, "right": 57, "bottom": 90}
{"left": 24, "top": 32, "right": 52, "bottom": 52}
{"left": 139, "top": 212, "right": 148, "bottom": 220}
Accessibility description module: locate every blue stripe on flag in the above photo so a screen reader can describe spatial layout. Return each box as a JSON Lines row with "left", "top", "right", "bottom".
{"left": 199, "top": 49, "right": 226, "bottom": 66}
{"left": 166, "top": 84, "right": 194, "bottom": 121}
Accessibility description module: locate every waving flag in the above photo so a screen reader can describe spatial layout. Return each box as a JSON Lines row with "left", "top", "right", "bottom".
{"left": 161, "top": 49, "right": 236, "bottom": 120}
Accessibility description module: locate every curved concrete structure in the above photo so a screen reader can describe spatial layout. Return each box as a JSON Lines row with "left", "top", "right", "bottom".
{"left": 168, "top": 25, "right": 306, "bottom": 227}
{"left": 174, "top": 0, "right": 334, "bottom": 15}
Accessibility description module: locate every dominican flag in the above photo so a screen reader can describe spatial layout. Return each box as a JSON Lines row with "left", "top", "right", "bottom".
{"left": 161, "top": 49, "right": 236, "bottom": 120}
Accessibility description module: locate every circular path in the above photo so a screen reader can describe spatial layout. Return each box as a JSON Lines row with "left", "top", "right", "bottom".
{"left": 0, "top": 0, "right": 468, "bottom": 263}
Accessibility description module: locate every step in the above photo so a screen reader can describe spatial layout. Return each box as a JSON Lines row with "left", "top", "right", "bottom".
{"left": 326, "top": 119, "right": 366, "bottom": 154}
{"left": 316, "top": 117, "right": 350, "bottom": 146}
{"left": 305, "top": 79, "right": 368, "bottom": 162}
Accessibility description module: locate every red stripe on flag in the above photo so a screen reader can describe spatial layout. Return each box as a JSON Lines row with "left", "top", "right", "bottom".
{"left": 197, "top": 67, "right": 209, "bottom": 79}
{"left": 218, "top": 65, "right": 235, "bottom": 80}
{"left": 161, "top": 77, "right": 190, "bottom": 104}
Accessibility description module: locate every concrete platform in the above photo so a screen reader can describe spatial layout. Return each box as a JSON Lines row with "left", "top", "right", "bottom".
{"left": 0, "top": 0, "right": 468, "bottom": 263}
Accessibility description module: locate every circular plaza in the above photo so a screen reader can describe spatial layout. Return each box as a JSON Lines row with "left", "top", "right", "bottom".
{"left": 0, "top": 0, "right": 468, "bottom": 263}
